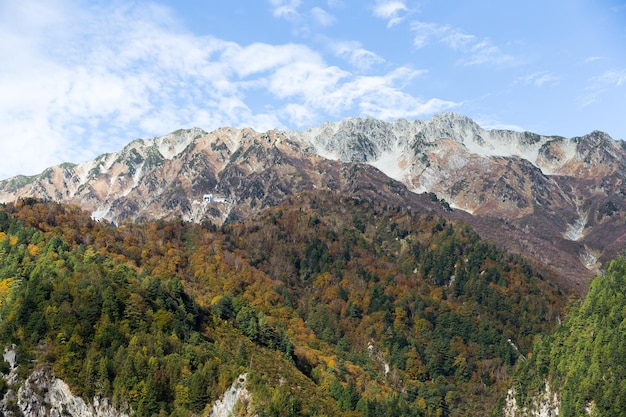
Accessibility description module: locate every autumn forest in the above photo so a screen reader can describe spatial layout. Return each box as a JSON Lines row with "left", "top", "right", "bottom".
{"left": 0, "top": 194, "right": 575, "bottom": 416}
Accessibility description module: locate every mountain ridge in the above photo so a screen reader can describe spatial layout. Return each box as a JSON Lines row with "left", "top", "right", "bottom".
{"left": 2, "top": 112, "right": 625, "bottom": 291}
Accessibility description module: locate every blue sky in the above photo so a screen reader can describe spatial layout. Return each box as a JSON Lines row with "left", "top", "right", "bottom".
{"left": 1, "top": 0, "right": 625, "bottom": 180}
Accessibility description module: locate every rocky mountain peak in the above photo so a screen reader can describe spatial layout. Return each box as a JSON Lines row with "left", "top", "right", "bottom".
{"left": 428, "top": 111, "right": 481, "bottom": 134}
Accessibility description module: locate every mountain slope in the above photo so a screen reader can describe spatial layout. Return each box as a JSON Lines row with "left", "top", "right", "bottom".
{"left": 507, "top": 257, "right": 626, "bottom": 416}
{"left": 0, "top": 197, "right": 567, "bottom": 416}
{"left": 2, "top": 113, "right": 626, "bottom": 290}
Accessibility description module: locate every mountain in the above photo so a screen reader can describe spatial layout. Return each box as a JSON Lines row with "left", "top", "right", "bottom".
{"left": 0, "top": 197, "right": 567, "bottom": 416}
{"left": 2, "top": 112, "right": 624, "bottom": 415}
{"left": 2, "top": 113, "right": 626, "bottom": 291}
{"left": 0, "top": 127, "right": 423, "bottom": 226}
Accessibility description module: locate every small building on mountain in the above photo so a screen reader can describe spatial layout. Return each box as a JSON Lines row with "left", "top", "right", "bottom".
{"left": 203, "top": 194, "right": 226, "bottom": 203}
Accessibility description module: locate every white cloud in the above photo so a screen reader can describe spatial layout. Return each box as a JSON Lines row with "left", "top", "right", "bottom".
{"left": 268, "top": 1, "right": 336, "bottom": 37}
{"left": 584, "top": 56, "right": 606, "bottom": 63}
{"left": 373, "top": 0, "right": 407, "bottom": 19}
{"left": 310, "top": 7, "right": 336, "bottom": 26}
{"left": 269, "top": 0, "right": 302, "bottom": 19}
{"left": 595, "top": 70, "right": 626, "bottom": 87}
{"left": 442, "top": 31, "right": 476, "bottom": 50}
{"left": 411, "top": 21, "right": 512, "bottom": 66}
{"left": 577, "top": 69, "right": 626, "bottom": 108}
{"left": 473, "top": 115, "right": 525, "bottom": 132}
{"left": 356, "top": 75, "right": 458, "bottom": 120}
{"left": 462, "top": 40, "right": 511, "bottom": 66}
{"left": 268, "top": 61, "right": 349, "bottom": 102}
{"left": 283, "top": 103, "right": 318, "bottom": 126}
{"left": 330, "top": 41, "right": 386, "bottom": 71}
{"left": 281, "top": 66, "right": 456, "bottom": 120}
{"left": 225, "top": 42, "right": 319, "bottom": 78}
{"left": 0, "top": 0, "right": 458, "bottom": 179}
{"left": 411, "top": 21, "right": 475, "bottom": 50}
{"left": 412, "top": 21, "right": 448, "bottom": 48}
{"left": 517, "top": 72, "right": 560, "bottom": 87}
{"left": 373, "top": 0, "right": 409, "bottom": 27}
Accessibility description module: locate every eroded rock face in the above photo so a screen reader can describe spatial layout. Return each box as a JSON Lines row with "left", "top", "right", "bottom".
{"left": 504, "top": 383, "right": 560, "bottom": 417}
{"left": 0, "top": 367, "right": 128, "bottom": 417}
{"left": 209, "top": 373, "right": 250, "bottom": 417}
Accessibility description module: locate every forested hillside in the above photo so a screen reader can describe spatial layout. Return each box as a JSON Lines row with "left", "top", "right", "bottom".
{"left": 0, "top": 195, "right": 567, "bottom": 416}
{"left": 510, "top": 257, "right": 626, "bottom": 416}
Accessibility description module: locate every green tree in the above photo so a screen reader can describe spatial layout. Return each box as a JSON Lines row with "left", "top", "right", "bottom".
{"left": 236, "top": 306, "right": 259, "bottom": 343}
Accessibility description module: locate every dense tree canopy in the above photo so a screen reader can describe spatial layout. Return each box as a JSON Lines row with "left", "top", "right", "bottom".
{"left": 0, "top": 195, "right": 568, "bottom": 416}
{"left": 513, "top": 257, "right": 626, "bottom": 416}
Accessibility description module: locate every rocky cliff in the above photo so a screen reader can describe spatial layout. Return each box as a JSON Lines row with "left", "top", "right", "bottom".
{"left": 503, "top": 383, "right": 560, "bottom": 417}
{"left": 0, "top": 368, "right": 128, "bottom": 417}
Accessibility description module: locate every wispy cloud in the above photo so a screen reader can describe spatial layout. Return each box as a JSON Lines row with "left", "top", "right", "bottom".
{"left": 595, "top": 70, "right": 626, "bottom": 87}
{"left": 577, "top": 69, "right": 626, "bottom": 108}
{"left": 584, "top": 56, "right": 606, "bottom": 64}
{"left": 517, "top": 71, "right": 560, "bottom": 87}
{"left": 475, "top": 117, "right": 525, "bottom": 132}
{"left": 269, "top": 0, "right": 302, "bottom": 20}
{"left": 372, "top": 0, "right": 410, "bottom": 27}
{"left": 410, "top": 21, "right": 512, "bottom": 66}
{"left": 412, "top": 21, "right": 474, "bottom": 49}
{"left": 330, "top": 40, "right": 386, "bottom": 71}
{"left": 0, "top": 1, "right": 458, "bottom": 179}
{"left": 310, "top": 7, "right": 336, "bottom": 26}
{"left": 268, "top": 1, "right": 337, "bottom": 37}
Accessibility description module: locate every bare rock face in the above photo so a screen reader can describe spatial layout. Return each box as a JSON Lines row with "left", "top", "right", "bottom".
{"left": 209, "top": 373, "right": 250, "bottom": 417}
{"left": 0, "top": 367, "right": 128, "bottom": 417}
{"left": 503, "top": 383, "right": 561, "bottom": 417}
{"left": 2, "top": 113, "right": 626, "bottom": 291}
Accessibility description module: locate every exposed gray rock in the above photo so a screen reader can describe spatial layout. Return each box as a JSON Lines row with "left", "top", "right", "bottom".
{"left": 2, "top": 345, "right": 18, "bottom": 386}
{"left": 0, "top": 367, "right": 128, "bottom": 417}
{"left": 503, "top": 383, "right": 560, "bottom": 417}
{"left": 210, "top": 373, "right": 249, "bottom": 417}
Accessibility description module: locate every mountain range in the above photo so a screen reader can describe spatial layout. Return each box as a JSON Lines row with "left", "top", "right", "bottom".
{"left": 2, "top": 113, "right": 625, "bottom": 292}
{"left": 2, "top": 113, "right": 626, "bottom": 416}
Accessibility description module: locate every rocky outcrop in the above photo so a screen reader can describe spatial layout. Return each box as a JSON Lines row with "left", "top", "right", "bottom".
{"left": 209, "top": 373, "right": 250, "bottom": 417}
{"left": 503, "top": 383, "right": 560, "bottom": 417}
{"left": 1, "top": 366, "right": 127, "bottom": 417}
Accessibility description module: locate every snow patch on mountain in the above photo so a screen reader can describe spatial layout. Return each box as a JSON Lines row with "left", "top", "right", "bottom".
{"left": 564, "top": 211, "right": 588, "bottom": 241}
{"left": 371, "top": 147, "right": 408, "bottom": 181}
{"left": 463, "top": 131, "right": 539, "bottom": 163}
{"left": 581, "top": 247, "right": 599, "bottom": 271}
